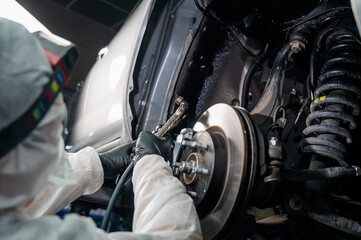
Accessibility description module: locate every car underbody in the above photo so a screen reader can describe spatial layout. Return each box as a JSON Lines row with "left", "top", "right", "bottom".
{"left": 63, "top": 0, "right": 361, "bottom": 239}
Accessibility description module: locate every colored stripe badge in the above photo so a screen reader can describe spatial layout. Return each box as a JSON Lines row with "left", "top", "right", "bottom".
{"left": 26, "top": 69, "right": 66, "bottom": 127}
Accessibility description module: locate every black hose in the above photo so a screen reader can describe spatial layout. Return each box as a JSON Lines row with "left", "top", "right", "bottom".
{"left": 241, "top": 43, "right": 271, "bottom": 108}
{"left": 282, "top": 166, "right": 359, "bottom": 181}
{"left": 310, "top": 28, "right": 334, "bottom": 89}
{"left": 101, "top": 161, "right": 135, "bottom": 231}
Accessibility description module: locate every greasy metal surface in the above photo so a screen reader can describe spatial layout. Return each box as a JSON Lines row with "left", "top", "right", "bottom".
{"left": 193, "top": 103, "right": 248, "bottom": 240}
{"left": 173, "top": 128, "right": 193, "bottom": 169}
{"left": 181, "top": 131, "right": 216, "bottom": 206}
{"left": 183, "top": 153, "right": 202, "bottom": 185}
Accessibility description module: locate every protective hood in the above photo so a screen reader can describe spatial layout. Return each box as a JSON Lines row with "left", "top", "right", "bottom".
{"left": 0, "top": 18, "right": 51, "bottom": 131}
{"left": 0, "top": 18, "right": 76, "bottom": 210}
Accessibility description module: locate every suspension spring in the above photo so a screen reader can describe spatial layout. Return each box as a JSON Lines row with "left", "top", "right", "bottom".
{"left": 301, "top": 27, "right": 361, "bottom": 166}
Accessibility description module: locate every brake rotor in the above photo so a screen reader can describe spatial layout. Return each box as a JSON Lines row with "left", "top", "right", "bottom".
{"left": 177, "top": 103, "right": 263, "bottom": 239}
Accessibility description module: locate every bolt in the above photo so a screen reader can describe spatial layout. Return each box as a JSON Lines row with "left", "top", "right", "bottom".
{"left": 248, "top": 91, "right": 253, "bottom": 101}
{"left": 269, "top": 137, "right": 279, "bottom": 146}
{"left": 291, "top": 43, "right": 301, "bottom": 53}
{"left": 182, "top": 140, "right": 208, "bottom": 150}
{"left": 172, "top": 162, "right": 181, "bottom": 168}
{"left": 178, "top": 161, "right": 194, "bottom": 173}
{"left": 290, "top": 40, "right": 305, "bottom": 54}
{"left": 291, "top": 88, "right": 296, "bottom": 95}
{"left": 194, "top": 167, "right": 209, "bottom": 175}
{"left": 76, "top": 81, "right": 84, "bottom": 91}
{"left": 173, "top": 168, "right": 179, "bottom": 176}
{"left": 175, "top": 96, "right": 184, "bottom": 105}
{"left": 353, "top": 165, "right": 361, "bottom": 176}
{"left": 231, "top": 98, "right": 240, "bottom": 106}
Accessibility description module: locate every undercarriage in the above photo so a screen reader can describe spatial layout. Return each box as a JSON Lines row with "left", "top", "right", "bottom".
{"left": 159, "top": 0, "right": 361, "bottom": 238}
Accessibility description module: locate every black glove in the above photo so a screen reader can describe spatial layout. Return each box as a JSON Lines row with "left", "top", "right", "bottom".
{"left": 134, "top": 131, "right": 172, "bottom": 163}
{"left": 99, "top": 141, "right": 135, "bottom": 185}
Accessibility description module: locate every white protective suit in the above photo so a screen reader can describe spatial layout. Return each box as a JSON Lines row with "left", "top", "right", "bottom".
{"left": 0, "top": 18, "right": 202, "bottom": 240}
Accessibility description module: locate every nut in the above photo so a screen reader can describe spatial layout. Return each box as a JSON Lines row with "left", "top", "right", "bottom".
{"left": 290, "top": 40, "right": 305, "bottom": 53}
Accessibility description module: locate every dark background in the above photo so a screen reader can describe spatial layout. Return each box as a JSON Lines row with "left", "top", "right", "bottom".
{"left": 16, "top": 0, "right": 141, "bottom": 91}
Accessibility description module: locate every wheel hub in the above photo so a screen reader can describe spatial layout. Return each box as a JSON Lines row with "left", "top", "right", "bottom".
{"left": 175, "top": 103, "right": 264, "bottom": 239}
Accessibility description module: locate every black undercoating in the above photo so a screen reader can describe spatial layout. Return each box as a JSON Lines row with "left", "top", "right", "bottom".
{"left": 171, "top": 0, "right": 361, "bottom": 239}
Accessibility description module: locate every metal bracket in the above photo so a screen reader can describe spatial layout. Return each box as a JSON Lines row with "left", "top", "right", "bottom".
{"left": 172, "top": 128, "right": 193, "bottom": 175}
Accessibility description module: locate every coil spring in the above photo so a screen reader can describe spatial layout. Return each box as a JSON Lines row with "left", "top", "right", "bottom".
{"left": 301, "top": 27, "right": 361, "bottom": 166}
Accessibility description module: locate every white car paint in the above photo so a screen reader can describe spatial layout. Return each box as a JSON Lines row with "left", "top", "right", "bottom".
{"left": 67, "top": 0, "right": 156, "bottom": 152}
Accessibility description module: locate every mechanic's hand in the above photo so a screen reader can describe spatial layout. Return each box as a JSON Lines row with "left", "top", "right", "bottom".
{"left": 99, "top": 141, "right": 135, "bottom": 185}
{"left": 134, "top": 131, "right": 172, "bottom": 163}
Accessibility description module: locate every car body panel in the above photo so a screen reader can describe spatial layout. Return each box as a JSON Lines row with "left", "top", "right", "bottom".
{"left": 66, "top": 0, "right": 155, "bottom": 152}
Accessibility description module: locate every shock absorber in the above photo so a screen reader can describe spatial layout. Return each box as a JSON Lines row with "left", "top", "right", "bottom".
{"left": 301, "top": 27, "right": 361, "bottom": 166}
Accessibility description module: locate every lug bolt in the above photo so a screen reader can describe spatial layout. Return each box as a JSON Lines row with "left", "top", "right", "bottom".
{"left": 182, "top": 140, "right": 208, "bottom": 150}
{"left": 194, "top": 167, "right": 209, "bottom": 175}
{"left": 172, "top": 162, "right": 182, "bottom": 168}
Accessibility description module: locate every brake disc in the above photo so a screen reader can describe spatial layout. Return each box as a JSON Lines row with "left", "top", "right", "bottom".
{"left": 176, "top": 103, "right": 263, "bottom": 239}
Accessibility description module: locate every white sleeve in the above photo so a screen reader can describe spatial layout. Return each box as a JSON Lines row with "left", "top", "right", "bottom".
{"left": 23, "top": 147, "right": 104, "bottom": 217}
{"left": 129, "top": 155, "right": 202, "bottom": 240}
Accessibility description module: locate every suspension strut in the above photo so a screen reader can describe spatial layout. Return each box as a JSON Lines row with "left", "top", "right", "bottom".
{"left": 301, "top": 27, "right": 361, "bottom": 166}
